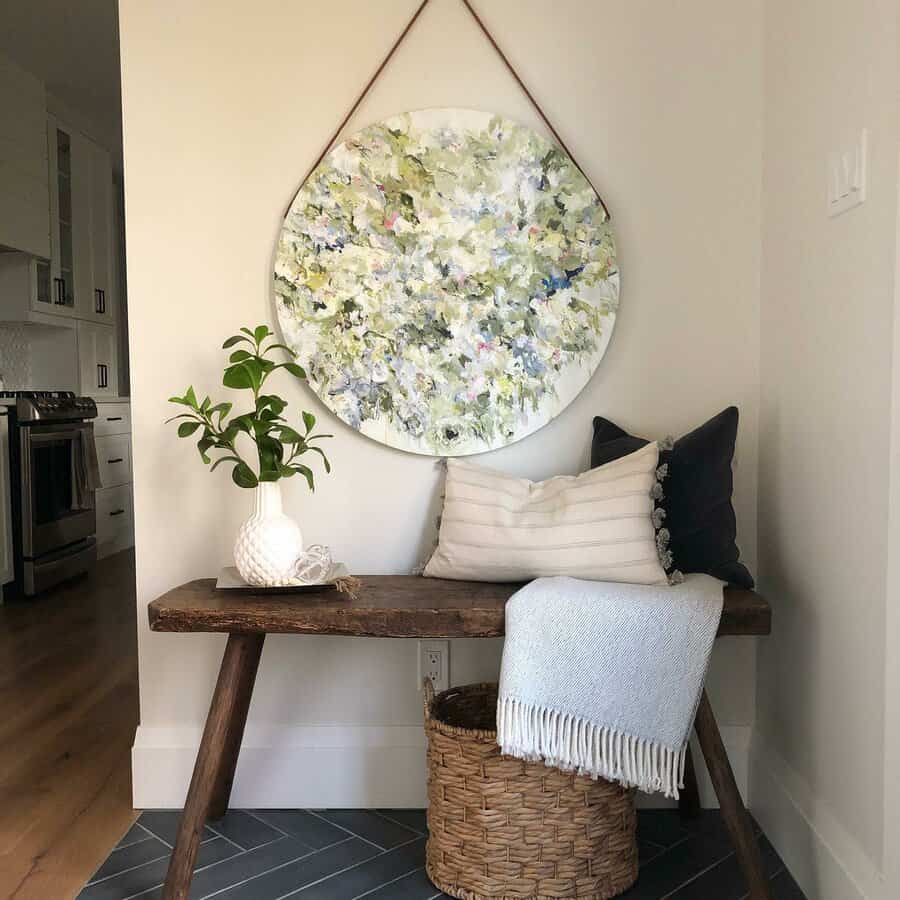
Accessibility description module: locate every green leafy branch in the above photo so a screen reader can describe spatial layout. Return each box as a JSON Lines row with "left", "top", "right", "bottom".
{"left": 167, "top": 324, "right": 332, "bottom": 490}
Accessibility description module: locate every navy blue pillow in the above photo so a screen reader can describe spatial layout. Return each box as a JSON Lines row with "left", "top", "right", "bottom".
{"left": 591, "top": 407, "right": 754, "bottom": 588}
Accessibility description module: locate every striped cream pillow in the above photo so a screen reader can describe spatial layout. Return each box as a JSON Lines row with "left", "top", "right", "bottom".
{"left": 423, "top": 442, "right": 669, "bottom": 585}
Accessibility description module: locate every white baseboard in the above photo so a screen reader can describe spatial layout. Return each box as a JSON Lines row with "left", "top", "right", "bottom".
{"left": 750, "top": 736, "right": 886, "bottom": 900}
{"left": 132, "top": 723, "right": 751, "bottom": 810}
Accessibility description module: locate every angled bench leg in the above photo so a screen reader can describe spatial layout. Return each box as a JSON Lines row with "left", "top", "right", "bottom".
{"left": 162, "top": 633, "right": 265, "bottom": 900}
{"left": 694, "top": 690, "right": 771, "bottom": 900}
{"left": 208, "top": 633, "right": 265, "bottom": 819}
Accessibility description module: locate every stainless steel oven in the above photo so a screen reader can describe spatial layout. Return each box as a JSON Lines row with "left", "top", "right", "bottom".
{"left": 6, "top": 392, "right": 99, "bottom": 597}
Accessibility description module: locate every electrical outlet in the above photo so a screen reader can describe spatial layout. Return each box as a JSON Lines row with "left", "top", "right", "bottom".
{"left": 418, "top": 640, "right": 449, "bottom": 692}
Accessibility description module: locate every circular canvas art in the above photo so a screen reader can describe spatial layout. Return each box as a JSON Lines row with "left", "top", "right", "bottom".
{"left": 274, "top": 108, "right": 619, "bottom": 456}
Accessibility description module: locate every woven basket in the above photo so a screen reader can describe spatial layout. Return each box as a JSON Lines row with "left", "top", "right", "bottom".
{"left": 424, "top": 681, "right": 639, "bottom": 900}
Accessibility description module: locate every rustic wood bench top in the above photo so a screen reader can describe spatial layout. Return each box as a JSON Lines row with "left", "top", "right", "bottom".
{"left": 148, "top": 575, "right": 771, "bottom": 638}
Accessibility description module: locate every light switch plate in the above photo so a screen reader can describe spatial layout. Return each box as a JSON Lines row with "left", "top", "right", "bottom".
{"left": 828, "top": 129, "right": 867, "bottom": 217}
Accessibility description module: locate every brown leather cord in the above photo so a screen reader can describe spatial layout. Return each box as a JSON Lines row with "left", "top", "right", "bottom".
{"left": 296, "top": 0, "right": 610, "bottom": 221}
{"left": 460, "top": 0, "right": 611, "bottom": 220}
{"left": 296, "top": 0, "right": 430, "bottom": 193}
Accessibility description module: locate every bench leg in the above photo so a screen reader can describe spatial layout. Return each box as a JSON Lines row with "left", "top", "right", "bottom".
{"left": 679, "top": 742, "right": 701, "bottom": 820}
{"left": 694, "top": 690, "right": 771, "bottom": 900}
{"left": 208, "top": 633, "right": 265, "bottom": 819}
{"left": 161, "top": 633, "right": 265, "bottom": 900}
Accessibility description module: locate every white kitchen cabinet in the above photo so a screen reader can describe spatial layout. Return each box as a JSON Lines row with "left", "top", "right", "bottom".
{"left": 46, "top": 117, "right": 115, "bottom": 323}
{"left": 95, "top": 483, "right": 134, "bottom": 559}
{"left": 89, "top": 141, "right": 114, "bottom": 323}
{"left": 77, "top": 320, "right": 117, "bottom": 397}
{"left": 0, "top": 252, "right": 53, "bottom": 320}
{"left": 0, "top": 412, "right": 13, "bottom": 586}
{"left": 0, "top": 55, "right": 50, "bottom": 258}
{"left": 93, "top": 402, "right": 133, "bottom": 559}
{"left": 69, "top": 128, "right": 95, "bottom": 319}
{"left": 94, "top": 402, "right": 131, "bottom": 437}
{"left": 95, "top": 433, "right": 132, "bottom": 488}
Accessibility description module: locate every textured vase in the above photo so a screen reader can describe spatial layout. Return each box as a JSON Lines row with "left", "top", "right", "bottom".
{"left": 234, "top": 482, "right": 304, "bottom": 587}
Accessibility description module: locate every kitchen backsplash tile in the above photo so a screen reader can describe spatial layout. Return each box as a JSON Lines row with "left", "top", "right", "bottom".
{"left": 0, "top": 324, "right": 32, "bottom": 390}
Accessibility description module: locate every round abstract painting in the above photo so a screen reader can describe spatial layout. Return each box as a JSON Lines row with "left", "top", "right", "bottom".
{"left": 274, "top": 108, "right": 619, "bottom": 456}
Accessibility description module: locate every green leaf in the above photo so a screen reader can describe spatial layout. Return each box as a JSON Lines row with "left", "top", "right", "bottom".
{"left": 302, "top": 411, "right": 316, "bottom": 433}
{"left": 200, "top": 396, "right": 211, "bottom": 413}
{"left": 239, "top": 327, "right": 256, "bottom": 337}
{"left": 178, "top": 420, "right": 202, "bottom": 437}
{"left": 185, "top": 386, "right": 198, "bottom": 408}
{"left": 258, "top": 395, "right": 287, "bottom": 416}
{"left": 280, "top": 362, "right": 307, "bottom": 380}
{"left": 223, "top": 358, "right": 264, "bottom": 392}
{"left": 223, "top": 334, "right": 253, "bottom": 349}
{"left": 262, "top": 342, "right": 295, "bottom": 357}
{"left": 208, "top": 401, "right": 233, "bottom": 423}
{"left": 165, "top": 412, "right": 197, "bottom": 423}
{"left": 254, "top": 324, "right": 272, "bottom": 344}
{"left": 278, "top": 425, "right": 304, "bottom": 443}
{"left": 279, "top": 464, "right": 298, "bottom": 478}
{"left": 210, "top": 454, "right": 242, "bottom": 472}
{"left": 306, "top": 444, "right": 332, "bottom": 473}
{"left": 293, "top": 463, "right": 315, "bottom": 491}
{"left": 305, "top": 433, "right": 333, "bottom": 441}
{"left": 229, "top": 349, "right": 252, "bottom": 363}
{"left": 229, "top": 414, "right": 255, "bottom": 434}
{"left": 168, "top": 395, "right": 193, "bottom": 406}
{"left": 257, "top": 434, "right": 284, "bottom": 471}
{"left": 232, "top": 462, "right": 258, "bottom": 488}
{"left": 197, "top": 436, "right": 214, "bottom": 464}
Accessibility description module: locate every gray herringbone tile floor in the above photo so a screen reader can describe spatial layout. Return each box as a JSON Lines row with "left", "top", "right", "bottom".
{"left": 78, "top": 808, "right": 806, "bottom": 899}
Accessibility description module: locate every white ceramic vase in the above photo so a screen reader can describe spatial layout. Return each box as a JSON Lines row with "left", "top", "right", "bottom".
{"left": 234, "top": 481, "right": 304, "bottom": 587}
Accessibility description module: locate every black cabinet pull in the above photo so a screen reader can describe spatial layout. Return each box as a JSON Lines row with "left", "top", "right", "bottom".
{"left": 97, "top": 363, "right": 108, "bottom": 389}
{"left": 109, "top": 508, "right": 125, "bottom": 517}
{"left": 108, "top": 457, "right": 124, "bottom": 464}
{"left": 106, "top": 416, "right": 122, "bottom": 421}
{"left": 95, "top": 288, "right": 106, "bottom": 314}
{"left": 54, "top": 277, "right": 65, "bottom": 305}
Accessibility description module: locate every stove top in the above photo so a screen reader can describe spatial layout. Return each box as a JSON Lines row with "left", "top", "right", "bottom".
{"left": 10, "top": 392, "right": 97, "bottom": 423}
{"left": 0, "top": 390, "right": 76, "bottom": 399}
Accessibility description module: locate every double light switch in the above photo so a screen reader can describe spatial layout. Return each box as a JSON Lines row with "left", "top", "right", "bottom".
{"left": 828, "top": 129, "right": 867, "bottom": 217}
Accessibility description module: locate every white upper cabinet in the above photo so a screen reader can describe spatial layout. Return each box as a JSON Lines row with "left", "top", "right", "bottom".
{"left": 45, "top": 117, "right": 115, "bottom": 323}
{"left": 77, "top": 320, "right": 118, "bottom": 397}
{"left": 89, "top": 141, "right": 114, "bottom": 323}
{"left": 0, "top": 55, "right": 50, "bottom": 258}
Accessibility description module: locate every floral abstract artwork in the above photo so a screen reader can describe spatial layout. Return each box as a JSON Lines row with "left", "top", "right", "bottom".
{"left": 274, "top": 108, "right": 618, "bottom": 456}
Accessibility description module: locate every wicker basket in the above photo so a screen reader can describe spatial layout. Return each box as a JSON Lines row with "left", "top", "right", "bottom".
{"left": 424, "top": 681, "right": 638, "bottom": 900}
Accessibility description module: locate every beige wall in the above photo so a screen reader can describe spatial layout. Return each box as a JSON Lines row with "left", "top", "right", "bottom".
{"left": 755, "top": 0, "right": 899, "bottom": 897}
{"left": 120, "top": 0, "right": 762, "bottom": 805}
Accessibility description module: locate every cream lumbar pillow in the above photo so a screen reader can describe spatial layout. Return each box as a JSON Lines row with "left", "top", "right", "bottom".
{"left": 423, "top": 442, "right": 670, "bottom": 585}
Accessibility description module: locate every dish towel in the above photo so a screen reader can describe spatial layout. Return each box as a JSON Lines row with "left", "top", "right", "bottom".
{"left": 74, "top": 427, "right": 102, "bottom": 509}
{"left": 497, "top": 574, "right": 723, "bottom": 798}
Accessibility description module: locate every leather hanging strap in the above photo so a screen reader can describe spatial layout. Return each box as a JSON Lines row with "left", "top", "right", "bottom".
{"left": 459, "top": 0, "right": 610, "bottom": 219}
{"left": 299, "top": 0, "right": 610, "bottom": 220}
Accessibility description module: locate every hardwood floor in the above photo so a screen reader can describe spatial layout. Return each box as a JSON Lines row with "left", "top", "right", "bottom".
{"left": 0, "top": 549, "right": 139, "bottom": 900}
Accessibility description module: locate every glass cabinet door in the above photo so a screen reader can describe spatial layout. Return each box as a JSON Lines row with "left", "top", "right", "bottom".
{"left": 54, "top": 128, "right": 75, "bottom": 309}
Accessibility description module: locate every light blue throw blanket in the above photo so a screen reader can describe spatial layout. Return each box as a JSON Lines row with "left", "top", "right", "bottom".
{"left": 497, "top": 574, "right": 723, "bottom": 798}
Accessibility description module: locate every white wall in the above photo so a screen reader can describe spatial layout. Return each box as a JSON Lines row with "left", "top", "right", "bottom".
{"left": 120, "top": 0, "right": 763, "bottom": 807}
{"left": 754, "top": 1, "right": 900, "bottom": 898}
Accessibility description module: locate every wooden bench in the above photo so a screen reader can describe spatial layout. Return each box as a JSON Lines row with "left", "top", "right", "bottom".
{"left": 148, "top": 576, "right": 772, "bottom": 900}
